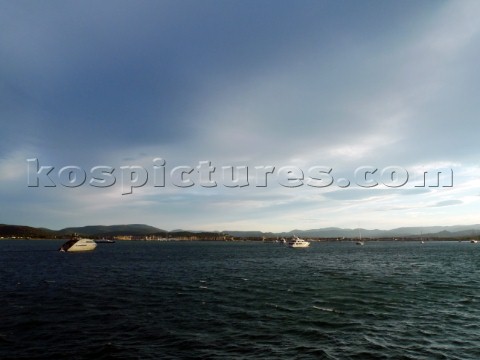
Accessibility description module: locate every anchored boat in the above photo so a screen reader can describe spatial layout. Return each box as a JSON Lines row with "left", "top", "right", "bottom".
{"left": 59, "top": 234, "right": 97, "bottom": 252}
{"left": 288, "top": 235, "right": 310, "bottom": 248}
{"left": 95, "top": 238, "right": 115, "bottom": 244}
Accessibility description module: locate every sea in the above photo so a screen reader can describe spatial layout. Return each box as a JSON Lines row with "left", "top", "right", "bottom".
{"left": 1, "top": 240, "right": 480, "bottom": 360}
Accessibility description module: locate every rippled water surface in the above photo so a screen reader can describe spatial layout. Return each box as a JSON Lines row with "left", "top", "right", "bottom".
{"left": 1, "top": 240, "right": 480, "bottom": 359}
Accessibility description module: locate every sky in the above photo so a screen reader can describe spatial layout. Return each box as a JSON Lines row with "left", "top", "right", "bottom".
{"left": 1, "top": 0, "right": 480, "bottom": 232}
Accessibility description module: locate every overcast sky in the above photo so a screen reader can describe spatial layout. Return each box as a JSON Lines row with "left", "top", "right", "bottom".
{"left": 1, "top": 0, "right": 480, "bottom": 232}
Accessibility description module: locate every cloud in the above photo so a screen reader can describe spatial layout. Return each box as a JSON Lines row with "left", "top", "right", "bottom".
{"left": 429, "top": 199, "right": 463, "bottom": 208}
{"left": 323, "top": 188, "right": 431, "bottom": 201}
{"left": 1, "top": 1, "right": 480, "bottom": 231}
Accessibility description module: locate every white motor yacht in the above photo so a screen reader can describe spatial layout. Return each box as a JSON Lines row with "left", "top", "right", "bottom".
{"left": 288, "top": 235, "right": 310, "bottom": 248}
{"left": 59, "top": 234, "right": 97, "bottom": 252}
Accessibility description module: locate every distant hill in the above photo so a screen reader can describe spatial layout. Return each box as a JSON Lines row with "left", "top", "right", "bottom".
{"left": 59, "top": 224, "right": 165, "bottom": 237}
{"left": 0, "top": 224, "right": 166, "bottom": 239}
{"left": 225, "top": 224, "right": 480, "bottom": 239}
{"left": 0, "top": 224, "right": 56, "bottom": 238}
{"left": 2, "top": 223, "right": 480, "bottom": 240}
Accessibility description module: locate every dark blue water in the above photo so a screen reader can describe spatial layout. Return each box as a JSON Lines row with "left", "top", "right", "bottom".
{"left": 1, "top": 240, "right": 480, "bottom": 359}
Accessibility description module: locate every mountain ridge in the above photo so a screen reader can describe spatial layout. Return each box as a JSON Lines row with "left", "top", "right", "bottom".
{"left": 2, "top": 223, "right": 480, "bottom": 239}
{"left": 224, "top": 224, "right": 480, "bottom": 238}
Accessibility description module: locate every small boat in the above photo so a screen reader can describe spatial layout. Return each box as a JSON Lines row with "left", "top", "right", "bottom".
{"left": 95, "top": 238, "right": 115, "bottom": 244}
{"left": 59, "top": 234, "right": 97, "bottom": 252}
{"left": 288, "top": 235, "right": 310, "bottom": 248}
{"left": 470, "top": 239, "right": 478, "bottom": 244}
{"left": 356, "top": 230, "right": 364, "bottom": 245}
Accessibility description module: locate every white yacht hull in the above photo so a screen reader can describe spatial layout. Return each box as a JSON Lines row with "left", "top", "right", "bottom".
{"left": 60, "top": 238, "right": 97, "bottom": 252}
{"left": 287, "top": 236, "right": 310, "bottom": 248}
{"left": 289, "top": 243, "right": 310, "bottom": 248}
